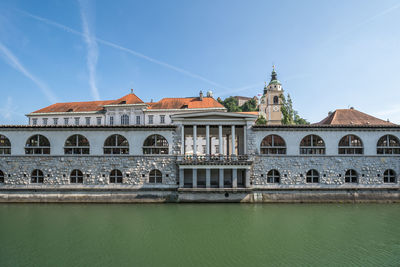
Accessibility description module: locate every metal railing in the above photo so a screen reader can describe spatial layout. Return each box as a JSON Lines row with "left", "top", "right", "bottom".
{"left": 178, "top": 154, "right": 250, "bottom": 164}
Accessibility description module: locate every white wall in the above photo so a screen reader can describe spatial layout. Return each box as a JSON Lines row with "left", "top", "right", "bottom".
{"left": 252, "top": 129, "right": 400, "bottom": 156}
{"left": 0, "top": 129, "right": 174, "bottom": 155}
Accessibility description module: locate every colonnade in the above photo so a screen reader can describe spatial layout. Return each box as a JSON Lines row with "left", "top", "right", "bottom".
{"left": 180, "top": 124, "right": 247, "bottom": 156}
{"left": 178, "top": 167, "right": 251, "bottom": 188}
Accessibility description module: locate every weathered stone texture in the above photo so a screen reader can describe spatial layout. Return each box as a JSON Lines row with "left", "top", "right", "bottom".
{"left": 252, "top": 156, "right": 400, "bottom": 186}
{"left": 0, "top": 156, "right": 177, "bottom": 186}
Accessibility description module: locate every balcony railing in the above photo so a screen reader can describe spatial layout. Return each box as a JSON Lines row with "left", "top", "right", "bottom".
{"left": 177, "top": 154, "right": 252, "bottom": 165}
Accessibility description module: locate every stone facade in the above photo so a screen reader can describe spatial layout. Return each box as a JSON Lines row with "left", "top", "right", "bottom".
{"left": 0, "top": 156, "right": 177, "bottom": 187}
{"left": 252, "top": 156, "right": 400, "bottom": 187}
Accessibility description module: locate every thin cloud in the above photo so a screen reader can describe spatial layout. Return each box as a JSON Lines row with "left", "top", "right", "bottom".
{"left": 0, "top": 41, "right": 57, "bottom": 103}
{"left": 326, "top": 2, "right": 400, "bottom": 43}
{"left": 16, "top": 9, "right": 230, "bottom": 91}
{"left": 78, "top": 0, "right": 100, "bottom": 100}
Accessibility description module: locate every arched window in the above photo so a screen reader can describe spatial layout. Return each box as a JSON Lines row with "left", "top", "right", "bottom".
{"left": 345, "top": 169, "right": 358, "bottom": 183}
{"left": 383, "top": 169, "right": 396, "bottom": 183}
{"left": 149, "top": 169, "right": 162, "bottom": 184}
{"left": 143, "top": 134, "right": 169, "bottom": 154}
{"left": 70, "top": 169, "right": 83, "bottom": 184}
{"left": 25, "top": 135, "right": 50, "bottom": 154}
{"left": 300, "top": 135, "right": 325, "bottom": 154}
{"left": 306, "top": 169, "right": 319, "bottom": 183}
{"left": 0, "top": 170, "right": 4, "bottom": 183}
{"left": 64, "top": 134, "right": 90, "bottom": 154}
{"left": 260, "top": 135, "right": 286, "bottom": 154}
{"left": 273, "top": 96, "right": 279, "bottom": 104}
{"left": 121, "top": 114, "right": 129, "bottom": 125}
{"left": 104, "top": 134, "right": 129, "bottom": 154}
{"left": 338, "top": 135, "right": 363, "bottom": 154}
{"left": 267, "top": 169, "right": 280, "bottom": 183}
{"left": 0, "top": 135, "right": 11, "bottom": 154}
{"left": 377, "top": 135, "right": 400, "bottom": 154}
{"left": 31, "top": 169, "right": 44, "bottom": 183}
{"left": 109, "top": 169, "right": 123, "bottom": 183}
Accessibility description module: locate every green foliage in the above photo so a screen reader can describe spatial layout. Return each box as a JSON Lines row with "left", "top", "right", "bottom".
{"left": 241, "top": 98, "right": 258, "bottom": 112}
{"left": 255, "top": 115, "right": 267, "bottom": 125}
{"left": 222, "top": 97, "right": 241, "bottom": 112}
{"left": 219, "top": 97, "right": 258, "bottom": 112}
{"left": 280, "top": 93, "right": 309, "bottom": 125}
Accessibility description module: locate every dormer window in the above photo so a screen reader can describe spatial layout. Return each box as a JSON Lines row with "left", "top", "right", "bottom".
{"left": 67, "top": 109, "right": 73, "bottom": 112}
{"left": 119, "top": 101, "right": 126, "bottom": 104}
{"left": 182, "top": 105, "right": 188, "bottom": 109}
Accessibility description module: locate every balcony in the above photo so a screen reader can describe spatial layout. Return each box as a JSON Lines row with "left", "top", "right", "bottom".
{"left": 177, "top": 154, "right": 252, "bottom": 166}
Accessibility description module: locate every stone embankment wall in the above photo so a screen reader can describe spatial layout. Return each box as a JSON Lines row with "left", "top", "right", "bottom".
{"left": 251, "top": 156, "right": 400, "bottom": 187}
{"left": 0, "top": 156, "right": 177, "bottom": 187}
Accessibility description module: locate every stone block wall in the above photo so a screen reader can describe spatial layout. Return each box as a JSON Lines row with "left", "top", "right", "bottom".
{"left": 251, "top": 156, "right": 400, "bottom": 186}
{"left": 0, "top": 156, "right": 177, "bottom": 187}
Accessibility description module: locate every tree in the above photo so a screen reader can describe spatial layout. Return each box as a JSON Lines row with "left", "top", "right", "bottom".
{"left": 280, "top": 93, "right": 309, "bottom": 125}
{"left": 241, "top": 98, "right": 258, "bottom": 112}
{"left": 220, "top": 96, "right": 241, "bottom": 112}
{"left": 255, "top": 115, "right": 267, "bottom": 125}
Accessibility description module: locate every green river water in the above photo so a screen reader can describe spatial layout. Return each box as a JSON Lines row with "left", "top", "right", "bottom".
{"left": 0, "top": 204, "right": 399, "bottom": 267}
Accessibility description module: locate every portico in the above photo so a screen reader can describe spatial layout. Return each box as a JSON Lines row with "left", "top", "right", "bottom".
{"left": 172, "top": 112, "right": 257, "bottom": 189}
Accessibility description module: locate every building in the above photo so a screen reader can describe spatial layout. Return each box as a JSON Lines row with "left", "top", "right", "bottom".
{"left": 233, "top": 96, "right": 258, "bottom": 107}
{"left": 0, "top": 74, "right": 399, "bottom": 203}
{"left": 259, "top": 66, "right": 284, "bottom": 125}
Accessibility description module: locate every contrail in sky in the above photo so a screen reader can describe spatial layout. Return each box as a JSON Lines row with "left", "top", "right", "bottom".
{"left": 16, "top": 9, "right": 230, "bottom": 91}
{"left": 0, "top": 41, "right": 58, "bottom": 103}
{"left": 78, "top": 0, "right": 100, "bottom": 100}
{"left": 326, "top": 2, "right": 400, "bottom": 43}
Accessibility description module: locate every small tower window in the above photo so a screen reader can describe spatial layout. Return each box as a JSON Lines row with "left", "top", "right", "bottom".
{"left": 273, "top": 96, "right": 279, "bottom": 104}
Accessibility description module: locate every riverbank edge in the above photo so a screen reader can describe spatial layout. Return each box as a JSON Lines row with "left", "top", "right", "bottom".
{"left": 0, "top": 188, "right": 399, "bottom": 203}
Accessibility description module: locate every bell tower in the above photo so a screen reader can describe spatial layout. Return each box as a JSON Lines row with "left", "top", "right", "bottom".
{"left": 259, "top": 66, "right": 284, "bottom": 125}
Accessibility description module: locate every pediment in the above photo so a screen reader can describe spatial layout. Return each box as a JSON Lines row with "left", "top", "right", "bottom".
{"left": 172, "top": 111, "right": 257, "bottom": 123}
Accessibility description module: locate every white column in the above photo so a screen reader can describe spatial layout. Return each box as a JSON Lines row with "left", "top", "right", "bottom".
{"left": 206, "top": 168, "right": 211, "bottom": 188}
{"left": 181, "top": 125, "right": 185, "bottom": 155}
{"left": 206, "top": 125, "right": 210, "bottom": 156}
{"left": 193, "top": 125, "right": 197, "bottom": 156}
{"left": 243, "top": 124, "right": 247, "bottom": 155}
{"left": 232, "top": 169, "right": 237, "bottom": 188}
{"left": 245, "top": 169, "right": 251, "bottom": 188}
{"left": 218, "top": 125, "right": 223, "bottom": 155}
{"left": 231, "top": 125, "right": 236, "bottom": 156}
{"left": 192, "top": 168, "right": 197, "bottom": 188}
{"left": 179, "top": 168, "right": 184, "bottom": 188}
{"left": 219, "top": 169, "right": 224, "bottom": 188}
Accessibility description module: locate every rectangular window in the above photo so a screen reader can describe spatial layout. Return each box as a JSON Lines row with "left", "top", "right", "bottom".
{"left": 42, "top": 118, "right": 48, "bottom": 125}
{"left": 74, "top": 117, "right": 80, "bottom": 126}
{"left": 32, "top": 118, "right": 37, "bottom": 125}
{"left": 160, "top": 115, "right": 165, "bottom": 124}
{"left": 148, "top": 115, "right": 154, "bottom": 124}
{"left": 53, "top": 118, "right": 58, "bottom": 125}
{"left": 136, "top": 116, "right": 140, "bottom": 125}
{"left": 64, "top": 118, "right": 69, "bottom": 125}
{"left": 96, "top": 117, "right": 101, "bottom": 125}
{"left": 85, "top": 117, "right": 91, "bottom": 125}
{"left": 110, "top": 116, "right": 114, "bottom": 126}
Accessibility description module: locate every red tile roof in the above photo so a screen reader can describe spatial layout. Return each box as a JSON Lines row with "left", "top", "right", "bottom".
{"left": 147, "top": 97, "right": 225, "bottom": 110}
{"left": 315, "top": 109, "right": 396, "bottom": 126}
{"left": 107, "top": 93, "right": 145, "bottom": 105}
{"left": 31, "top": 93, "right": 224, "bottom": 114}
{"left": 32, "top": 100, "right": 114, "bottom": 113}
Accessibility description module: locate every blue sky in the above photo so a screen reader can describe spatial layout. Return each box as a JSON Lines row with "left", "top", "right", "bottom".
{"left": 1, "top": 0, "right": 400, "bottom": 124}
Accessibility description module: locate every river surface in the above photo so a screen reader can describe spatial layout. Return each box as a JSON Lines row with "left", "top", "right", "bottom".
{"left": 0, "top": 204, "right": 399, "bottom": 267}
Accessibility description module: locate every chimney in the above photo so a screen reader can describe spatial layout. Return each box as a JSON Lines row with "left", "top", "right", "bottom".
{"left": 199, "top": 90, "right": 203, "bottom": 101}
{"left": 350, "top": 107, "right": 354, "bottom": 110}
{"left": 131, "top": 88, "right": 133, "bottom": 94}
{"left": 151, "top": 99, "right": 153, "bottom": 103}
{"left": 206, "top": 90, "right": 213, "bottom": 98}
